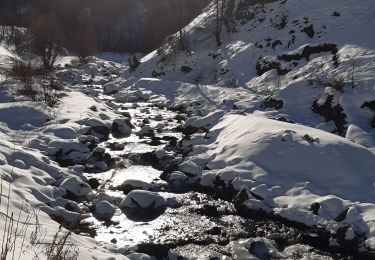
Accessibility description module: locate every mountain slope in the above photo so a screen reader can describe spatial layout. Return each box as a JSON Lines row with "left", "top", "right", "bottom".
{"left": 128, "top": 0, "right": 375, "bottom": 139}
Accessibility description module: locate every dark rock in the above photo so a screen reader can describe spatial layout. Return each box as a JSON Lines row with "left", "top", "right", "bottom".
{"left": 261, "top": 97, "right": 283, "bottom": 110}
{"left": 178, "top": 125, "right": 200, "bottom": 136}
{"left": 361, "top": 101, "right": 375, "bottom": 128}
{"left": 278, "top": 43, "right": 338, "bottom": 62}
{"left": 256, "top": 57, "right": 290, "bottom": 76}
{"left": 333, "top": 11, "right": 341, "bottom": 16}
{"left": 112, "top": 118, "right": 133, "bottom": 137}
{"left": 361, "top": 100, "right": 375, "bottom": 111}
{"left": 89, "top": 105, "right": 98, "bottom": 112}
{"left": 199, "top": 205, "right": 219, "bottom": 217}
{"left": 181, "top": 66, "right": 193, "bottom": 73}
{"left": 312, "top": 95, "right": 347, "bottom": 135}
{"left": 88, "top": 178, "right": 100, "bottom": 190}
{"left": 336, "top": 225, "right": 358, "bottom": 250}
{"left": 310, "top": 202, "right": 320, "bottom": 215}
{"left": 88, "top": 125, "right": 110, "bottom": 141}
{"left": 302, "top": 24, "right": 315, "bottom": 38}
{"left": 120, "top": 111, "right": 131, "bottom": 118}
{"left": 135, "top": 243, "right": 171, "bottom": 259}
{"left": 152, "top": 70, "right": 166, "bottom": 77}
{"left": 335, "top": 208, "right": 349, "bottom": 222}
{"left": 207, "top": 226, "right": 222, "bottom": 235}
{"left": 271, "top": 40, "right": 283, "bottom": 49}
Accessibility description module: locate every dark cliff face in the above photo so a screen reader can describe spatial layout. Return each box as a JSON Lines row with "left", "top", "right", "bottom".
{"left": 0, "top": 0, "right": 211, "bottom": 53}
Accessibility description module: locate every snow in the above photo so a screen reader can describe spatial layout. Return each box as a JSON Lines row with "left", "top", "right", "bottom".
{"left": 202, "top": 115, "right": 375, "bottom": 202}
{"left": 1, "top": 0, "right": 375, "bottom": 256}
{"left": 0, "top": 102, "right": 50, "bottom": 130}
{"left": 190, "top": 114, "right": 375, "bottom": 247}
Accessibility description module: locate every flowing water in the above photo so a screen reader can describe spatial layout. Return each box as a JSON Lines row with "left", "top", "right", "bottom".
{"left": 73, "top": 97, "right": 365, "bottom": 259}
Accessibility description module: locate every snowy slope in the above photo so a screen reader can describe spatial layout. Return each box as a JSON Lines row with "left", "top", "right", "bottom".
{"left": 0, "top": 53, "right": 128, "bottom": 258}
{"left": 127, "top": 0, "right": 375, "bottom": 140}
{"left": 116, "top": 0, "right": 375, "bottom": 253}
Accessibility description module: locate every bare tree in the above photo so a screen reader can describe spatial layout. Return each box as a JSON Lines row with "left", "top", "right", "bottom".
{"left": 215, "top": 0, "right": 226, "bottom": 47}
{"left": 70, "top": 29, "right": 97, "bottom": 64}
{"left": 29, "top": 14, "right": 64, "bottom": 73}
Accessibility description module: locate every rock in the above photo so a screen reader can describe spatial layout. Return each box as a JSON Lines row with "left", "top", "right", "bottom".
{"left": 120, "top": 111, "right": 132, "bottom": 118}
{"left": 154, "top": 114, "right": 163, "bottom": 121}
{"left": 179, "top": 160, "right": 202, "bottom": 177}
{"left": 310, "top": 202, "right": 320, "bottom": 215}
{"left": 78, "top": 135, "right": 100, "bottom": 150}
{"left": 103, "top": 82, "right": 120, "bottom": 95}
{"left": 261, "top": 96, "right": 283, "bottom": 110}
{"left": 155, "top": 149, "right": 167, "bottom": 159}
{"left": 88, "top": 178, "right": 100, "bottom": 190}
{"left": 108, "top": 142, "right": 125, "bottom": 151}
{"left": 336, "top": 225, "right": 358, "bottom": 249}
{"left": 120, "top": 190, "right": 166, "bottom": 210}
{"left": 95, "top": 200, "right": 117, "bottom": 220}
{"left": 137, "top": 125, "right": 154, "bottom": 137}
{"left": 112, "top": 118, "right": 132, "bottom": 137}
{"left": 87, "top": 124, "right": 110, "bottom": 141}
{"left": 134, "top": 244, "right": 170, "bottom": 259}
{"left": 312, "top": 94, "right": 347, "bottom": 136}
{"left": 116, "top": 180, "right": 154, "bottom": 194}
{"left": 233, "top": 187, "right": 251, "bottom": 207}
{"left": 181, "top": 66, "right": 192, "bottom": 73}
{"left": 166, "top": 171, "right": 188, "bottom": 189}
{"left": 207, "top": 226, "right": 222, "bottom": 235}
{"left": 86, "top": 147, "right": 107, "bottom": 163}
{"left": 60, "top": 177, "right": 92, "bottom": 197}
{"left": 199, "top": 205, "right": 219, "bottom": 217}
{"left": 302, "top": 24, "right": 315, "bottom": 38}
{"left": 86, "top": 161, "right": 109, "bottom": 173}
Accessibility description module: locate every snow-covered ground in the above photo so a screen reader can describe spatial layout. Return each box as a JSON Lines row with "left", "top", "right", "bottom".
{"left": 0, "top": 45, "right": 128, "bottom": 258}
{"left": 116, "top": 0, "right": 375, "bottom": 253}
{"left": 1, "top": 0, "right": 375, "bottom": 258}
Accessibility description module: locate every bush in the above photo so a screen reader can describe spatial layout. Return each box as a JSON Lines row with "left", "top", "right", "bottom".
{"left": 6, "top": 58, "right": 38, "bottom": 99}
{"left": 40, "top": 79, "right": 62, "bottom": 107}
{"left": 29, "top": 14, "right": 64, "bottom": 73}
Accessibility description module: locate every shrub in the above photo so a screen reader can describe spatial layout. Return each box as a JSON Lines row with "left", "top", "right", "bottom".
{"left": 6, "top": 58, "right": 38, "bottom": 99}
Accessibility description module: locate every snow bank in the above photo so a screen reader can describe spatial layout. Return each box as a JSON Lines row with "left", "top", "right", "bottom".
{"left": 194, "top": 114, "right": 375, "bottom": 248}
{"left": 203, "top": 115, "right": 375, "bottom": 202}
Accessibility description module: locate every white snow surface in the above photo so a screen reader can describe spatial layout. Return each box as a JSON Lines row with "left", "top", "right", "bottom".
{"left": 195, "top": 114, "right": 375, "bottom": 249}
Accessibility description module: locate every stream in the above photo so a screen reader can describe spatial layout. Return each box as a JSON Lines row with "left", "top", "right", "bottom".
{"left": 68, "top": 92, "right": 366, "bottom": 259}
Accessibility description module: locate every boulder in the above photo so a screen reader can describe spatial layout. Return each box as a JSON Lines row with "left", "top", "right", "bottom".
{"left": 103, "top": 82, "right": 120, "bottom": 95}
{"left": 94, "top": 200, "right": 117, "bottom": 220}
{"left": 60, "top": 177, "right": 92, "bottom": 197}
{"left": 179, "top": 160, "right": 202, "bottom": 177}
{"left": 117, "top": 179, "right": 154, "bottom": 194}
{"left": 112, "top": 118, "right": 132, "bottom": 137}
{"left": 120, "top": 190, "right": 166, "bottom": 210}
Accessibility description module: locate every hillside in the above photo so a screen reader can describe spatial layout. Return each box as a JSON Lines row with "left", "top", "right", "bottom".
{"left": 1, "top": 0, "right": 375, "bottom": 259}
{"left": 119, "top": 0, "right": 375, "bottom": 254}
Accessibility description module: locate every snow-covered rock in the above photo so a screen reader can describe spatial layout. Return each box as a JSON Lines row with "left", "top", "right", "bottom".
{"left": 95, "top": 200, "right": 117, "bottom": 220}
{"left": 103, "top": 81, "right": 120, "bottom": 95}
{"left": 120, "top": 190, "right": 166, "bottom": 210}
{"left": 117, "top": 179, "right": 154, "bottom": 194}
{"left": 60, "top": 177, "right": 92, "bottom": 197}
{"left": 179, "top": 160, "right": 202, "bottom": 177}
